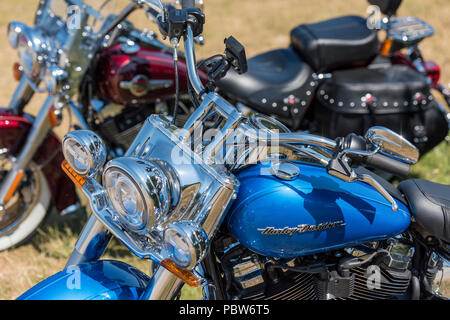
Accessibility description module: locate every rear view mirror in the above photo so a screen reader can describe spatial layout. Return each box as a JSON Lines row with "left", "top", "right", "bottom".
{"left": 365, "top": 126, "right": 419, "bottom": 164}
{"left": 224, "top": 36, "right": 248, "bottom": 74}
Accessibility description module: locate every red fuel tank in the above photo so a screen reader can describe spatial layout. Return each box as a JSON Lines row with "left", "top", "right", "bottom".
{"left": 95, "top": 43, "right": 206, "bottom": 106}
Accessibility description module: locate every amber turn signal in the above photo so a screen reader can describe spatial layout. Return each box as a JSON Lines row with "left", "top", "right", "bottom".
{"left": 13, "top": 62, "right": 22, "bottom": 81}
{"left": 48, "top": 106, "right": 61, "bottom": 127}
{"left": 160, "top": 259, "right": 202, "bottom": 287}
{"left": 61, "top": 160, "right": 86, "bottom": 190}
{"left": 380, "top": 38, "right": 393, "bottom": 57}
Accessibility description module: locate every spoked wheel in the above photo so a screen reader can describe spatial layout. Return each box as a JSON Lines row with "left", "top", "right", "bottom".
{"left": 0, "top": 153, "right": 50, "bottom": 251}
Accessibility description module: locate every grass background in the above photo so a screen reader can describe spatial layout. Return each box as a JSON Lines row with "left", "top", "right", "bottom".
{"left": 0, "top": 0, "right": 448, "bottom": 300}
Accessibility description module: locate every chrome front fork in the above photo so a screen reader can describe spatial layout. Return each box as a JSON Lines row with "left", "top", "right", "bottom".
{"left": 65, "top": 213, "right": 112, "bottom": 267}
{"left": 139, "top": 266, "right": 184, "bottom": 300}
{"left": 66, "top": 213, "right": 183, "bottom": 300}
{"left": 0, "top": 91, "right": 54, "bottom": 210}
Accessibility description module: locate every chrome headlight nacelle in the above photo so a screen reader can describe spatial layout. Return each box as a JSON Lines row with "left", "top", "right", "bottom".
{"left": 61, "top": 114, "right": 238, "bottom": 273}
{"left": 8, "top": 21, "right": 52, "bottom": 78}
{"left": 61, "top": 129, "right": 209, "bottom": 269}
{"left": 62, "top": 130, "right": 107, "bottom": 177}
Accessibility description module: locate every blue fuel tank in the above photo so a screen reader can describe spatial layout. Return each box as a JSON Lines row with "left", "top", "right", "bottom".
{"left": 226, "top": 161, "right": 411, "bottom": 258}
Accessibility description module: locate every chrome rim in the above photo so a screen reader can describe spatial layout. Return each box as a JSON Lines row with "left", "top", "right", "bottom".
{"left": 0, "top": 154, "right": 41, "bottom": 236}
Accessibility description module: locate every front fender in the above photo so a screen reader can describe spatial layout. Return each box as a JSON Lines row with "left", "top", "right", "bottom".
{"left": 0, "top": 108, "right": 77, "bottom": 212}
{"left": 17, "top": 260, "right": 150, "bottom": 300}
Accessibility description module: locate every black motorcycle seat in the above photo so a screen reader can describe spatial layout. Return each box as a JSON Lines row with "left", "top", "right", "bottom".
{"left": 217, "top": 47, "right": 312, "bottom": 99}
{"left": 398, "top": 179, "right": 450, "bottom": 242}
{"left": 290, "top": 15, "right": 379, "bottom": 72}
{"left": 216, "top": 47, "right": 314, "bottom": 118}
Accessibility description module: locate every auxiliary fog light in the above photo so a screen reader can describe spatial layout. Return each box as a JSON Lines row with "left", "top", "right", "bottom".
{"left": 163, "top": 221, "right": 208, "bottom": 270}
{"left": 62, "top": 130, "right": 106, "bottom": 177}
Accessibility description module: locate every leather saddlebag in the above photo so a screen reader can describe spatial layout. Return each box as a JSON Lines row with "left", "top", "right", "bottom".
{"left": 313, "top": 65, "right": 448, "bottom": 156}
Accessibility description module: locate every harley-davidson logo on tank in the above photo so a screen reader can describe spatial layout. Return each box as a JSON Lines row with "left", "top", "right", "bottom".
{"left": 257, "top": 221, "right": 346, "bottom": 236}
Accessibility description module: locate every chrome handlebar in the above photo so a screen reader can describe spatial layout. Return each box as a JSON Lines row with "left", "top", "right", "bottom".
{"left": 184, "top": 25, "right": 206, "bottom": 96}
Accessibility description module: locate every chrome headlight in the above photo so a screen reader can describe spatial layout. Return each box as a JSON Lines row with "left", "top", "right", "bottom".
{"left": 103, "top": 158, "right": 179, "bottom": 234}
{"left": 62, "top": 130, "right": 107, "bottom": 177}
{"left": 10, "top": 22, "right": 49, "bottom": 77}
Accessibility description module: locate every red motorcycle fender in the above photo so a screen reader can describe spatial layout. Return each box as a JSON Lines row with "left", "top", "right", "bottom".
{"left": 0, "top": 109, "right": 77, "bottom": 212}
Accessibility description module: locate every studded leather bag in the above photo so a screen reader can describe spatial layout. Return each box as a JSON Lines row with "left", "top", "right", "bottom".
{"left": 313, "top": 65, "right": 448, "bottom": 156}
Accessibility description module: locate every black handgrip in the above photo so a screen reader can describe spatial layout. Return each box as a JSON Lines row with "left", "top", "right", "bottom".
{"left": 181, "top": 0, "right": 195, "bottom": 8}
{"left": 363, "top": 153, "right": 410, "bottom": 178}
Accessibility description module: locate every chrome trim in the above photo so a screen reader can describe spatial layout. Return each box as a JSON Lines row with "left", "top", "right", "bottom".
{"left": 258, "top": 221, "right": 346, "bottom": 236}
{"left": 328, "top": 168, "right": 399, "bottom": 211}
{"left": 248, "top": 114, "right": 291, "bottom": 134}
{"left": 271, "top": 161, "right": 300, "bottom": 180}
{"left": 119, "top": 75, "right": 173, "bottom": 97}
{"left": 232, "top": 257, "right": 264, "bottom": 289}
{"left": 386, "top": 16, "right": 435, "bottom": 45}
{"left": 385, "top": 239, "right": 414, "bottom": 270}
{"left": 164, "top": 221, "right": 209, "bottom": 269}
{"left": 365, "top": 126, "right": 419, "bottom": 164}
{"left": 428, "top": 253, "right": 449, "bottom": 299}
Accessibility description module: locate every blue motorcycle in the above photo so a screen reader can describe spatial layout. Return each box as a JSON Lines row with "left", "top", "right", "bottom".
{"left": 19, "top": 0, "right": 449, "bottom": 300}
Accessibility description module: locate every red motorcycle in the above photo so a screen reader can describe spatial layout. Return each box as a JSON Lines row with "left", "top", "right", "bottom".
{"left": 0, "top": 0, "right": 206, "bottom": 250}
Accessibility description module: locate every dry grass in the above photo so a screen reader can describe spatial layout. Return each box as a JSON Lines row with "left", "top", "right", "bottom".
{"left": 0, "top": 0, "right": 448, "bottom": 300}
